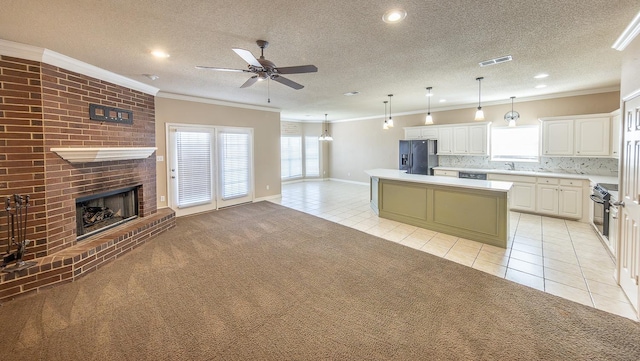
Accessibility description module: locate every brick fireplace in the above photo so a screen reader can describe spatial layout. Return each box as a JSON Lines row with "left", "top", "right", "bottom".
{"left": 0, "top": 55, "right": 175, "bottom": 301}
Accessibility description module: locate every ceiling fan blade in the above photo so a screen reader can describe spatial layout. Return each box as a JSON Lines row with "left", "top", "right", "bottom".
{"left": 272, "top": 75, "right": 304, "bottom": 90}
{"left": 232, "top": 48, "right": 262, "bottom": 67}
{"left": 275, "top": 65, "right": 318, "bottom": 74}
{"left": 195, "top": 66, "right": 250, "bottom": 72}
{"left": 240, "top": 75, "right": 259, "bottom": 88}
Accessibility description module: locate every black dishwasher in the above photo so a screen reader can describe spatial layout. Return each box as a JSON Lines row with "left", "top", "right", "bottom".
{"left": 458, "top": 171, "right": 488, "bottom": 180}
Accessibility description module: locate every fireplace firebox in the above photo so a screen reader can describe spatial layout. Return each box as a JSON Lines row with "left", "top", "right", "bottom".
{"left": 76, "top": 186, "right": 140, "bottom": 240}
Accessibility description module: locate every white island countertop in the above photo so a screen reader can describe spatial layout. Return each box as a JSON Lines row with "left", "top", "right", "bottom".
{"left": 433, "top": 166, "right": 617, "bottom": 185}
{"left": 365, "top": 169, "right": 512, "bottom": 192}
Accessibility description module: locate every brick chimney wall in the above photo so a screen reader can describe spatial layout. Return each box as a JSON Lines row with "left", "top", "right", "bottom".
{"left": 0, "top": 55, "right": 157, "bottom": 260}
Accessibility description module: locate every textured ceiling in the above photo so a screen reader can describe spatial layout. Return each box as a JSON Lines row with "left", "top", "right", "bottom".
{"left": 1, "top": 0, "right": 638, "bottom": 121}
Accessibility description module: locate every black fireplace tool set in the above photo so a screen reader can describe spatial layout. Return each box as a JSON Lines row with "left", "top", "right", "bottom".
{"left": 1, "top": 194, "right": 36, "bottom": 273}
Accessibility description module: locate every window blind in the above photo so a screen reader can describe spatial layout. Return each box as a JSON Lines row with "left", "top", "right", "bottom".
{"left": 219, "top": 131, "right": 250, "bottom": 200}
{"left": 281, "top": 136, "right": 302, "bottom": 179}
{"left": 176, "top": 131, "right": 212, "bottom": 208}
{"left": 305, "top": 136, "right": 320, "bottom": 177}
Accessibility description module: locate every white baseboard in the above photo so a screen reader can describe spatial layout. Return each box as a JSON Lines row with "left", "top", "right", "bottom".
{"left": 328, "top": 178, "right": 369, "bottom": 186}
{"left": 255, "top": 195, "right": 282, "bottom": 202}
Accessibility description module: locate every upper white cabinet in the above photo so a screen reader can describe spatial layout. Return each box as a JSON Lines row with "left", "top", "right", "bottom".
{"left": 540, "top": 114, "right": 611, "bottom": 157}
{"left": 575, "top": 117, "right": 610, "bottom": 156}
{"left": 437, "top": 127, "right": 453, "bottom": 154}
{"left": 405, "top": 123, "right": 489, "bottom": 156}
{"left": 611, "top": 109, "right": 621, "bottom": 158}
{"left": 542, "top": 119, "right": 574, "bottom": 156}
{"left": 404, "top": 126, "right": 438, "bottom": 140}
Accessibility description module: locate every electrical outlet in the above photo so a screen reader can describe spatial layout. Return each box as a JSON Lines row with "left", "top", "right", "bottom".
{"left": 347, "top": 172, "right": 351, "bottom": 176}
{"left": 156, "top": 155, "right": 164, "bottom": 162}
{"left": 160, "top": 196, "right": 165, "bottom": 202}
{"left": 266, "top": 185, "right": 270, "bottom": 190}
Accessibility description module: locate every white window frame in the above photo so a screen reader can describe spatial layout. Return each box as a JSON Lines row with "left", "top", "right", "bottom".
{"left": 490, "top": 125, "right": 540, "bottom": 162}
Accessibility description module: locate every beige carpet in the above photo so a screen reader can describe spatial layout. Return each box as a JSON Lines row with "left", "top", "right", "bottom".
{"left": 0, "top": 201, "right": 639, "bottom": 360}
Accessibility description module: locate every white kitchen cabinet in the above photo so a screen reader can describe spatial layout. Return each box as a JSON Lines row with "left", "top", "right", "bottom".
{"left": 452, "top": 126, "right": 469, "bottom": 154}
{"left": 404, "top": 128, "right": 422, "bottom": 139}
{"left": 468, "top": 125, "right": 488, "bottom": 154}
{"left": 537, "top": 184, "right": 560, "bottom": 215}
{"left": 437, "top": 127, "right": 453, "bottom": 154}
{"left": 558, "top": 184, "right": 583, "bottom": 218}
{"left": 575, "top": 117, "right": 610, "bottom": 156}
{"left": 542, "top": 119, "right": 574, "bottom": 156}
{"left": 536, "top": 177, "right": 583, "bottom": 218}
{"left": 611, "top": 110, "right": 621, "bottom": 158}
{"left": 488, "top": 173, "right": 536, "bottom": 212}
{"left": 433, "top": 169, "right": 458, "bottom": 177}
{"left": 404, "top": 126, "right": 438, "bottom": 140}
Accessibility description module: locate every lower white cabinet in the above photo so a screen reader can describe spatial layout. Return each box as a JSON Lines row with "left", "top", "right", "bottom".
{"left": 511, "top": 183, "right": 537, "bottom": 212}
{"left": 433, "top": 169, "right": 458, "bottom": 177}
{"left": 536, "top": 178, "right": 583, "bottom": 219}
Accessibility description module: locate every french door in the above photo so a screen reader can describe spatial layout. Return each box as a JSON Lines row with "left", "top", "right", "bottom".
{"left": 168, "top": 124, "right": 253, "bottom": 217}
{"left": 618, "top": 94, "right": 640, "bottom": 318}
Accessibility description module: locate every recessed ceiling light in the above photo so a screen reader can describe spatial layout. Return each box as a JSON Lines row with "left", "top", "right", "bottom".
{"left": 343, "top": 91, "right": 360, "bottom": 96}
{"left": 151, "top": 50, "right": 170, "bottom": 58}
{"left": 439, "top": 99, "right": 447, "bottom": 103}
{"left": 382, "top": 9, "right": 407, "bottom": 23}
{"left": 535, "top": 84, "right": 547, "bottom": 89}
{"left": 534, "top": 73, "right": 549, "bottom": 79}
{"left": 143, "top": 74, "right": 159, "bottom": 81}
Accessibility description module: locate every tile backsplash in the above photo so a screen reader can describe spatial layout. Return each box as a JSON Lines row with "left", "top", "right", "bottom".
{"left": 438, "top": 156, "right": 618, "bottom": 176}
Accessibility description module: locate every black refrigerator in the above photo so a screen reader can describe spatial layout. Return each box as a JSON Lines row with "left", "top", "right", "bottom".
{"left": 399, "top": 139, "right": 438, "bottom": 175}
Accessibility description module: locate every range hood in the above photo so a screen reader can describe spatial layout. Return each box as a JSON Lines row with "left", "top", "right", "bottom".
{"left": 51, "top": 147, "right": 157, "bottom": 163}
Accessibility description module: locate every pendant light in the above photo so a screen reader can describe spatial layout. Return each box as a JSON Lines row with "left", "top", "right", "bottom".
{"left": 474, "top": 77, "right": 485, "bottom": 121}
{"left": 425, "top": 87, "right": 433, "bottom": 124}
{"left": 319, "top": 114, "right": 333, "bottom": 141}
{"left": 387, "top": 94, "right": 394, "bottom": 127}
{"left": 383, "top": 101, "right": 389, "bottom": 130}
{"left": 505, "top": 96, "right": 520, "bottom": 127}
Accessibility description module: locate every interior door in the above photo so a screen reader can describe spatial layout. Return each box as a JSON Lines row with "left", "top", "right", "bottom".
{"left": 168, "top": 125, "right": 216, "bottom": 217}
{"left": 618, "top": 94, "right": 640, "bottom": 318}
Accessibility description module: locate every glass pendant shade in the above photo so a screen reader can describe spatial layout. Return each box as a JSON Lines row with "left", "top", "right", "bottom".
{"left": 383, "top": 121, "right": 389, "bottom": 130}
{"left": 508, "top": 119, "right": 516, "bottom": 127}
{"left": 475, "top": 107, "right": 485, "bottom": 121}
{"left": 319, "top": 114, "right": 332, "bottom": 141}
{"left": 425, "top": 113, "right": 433, "bottom": 124}
{"left": 382, "top": 100, "right": 389, "bottom": 130}
{"left": 425, "top": 87, "right": 433, "bottom": 124}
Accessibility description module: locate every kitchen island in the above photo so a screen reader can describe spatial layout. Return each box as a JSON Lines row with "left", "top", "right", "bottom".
{"left": 366, "top": 169, "right": 513, "bottom": 248}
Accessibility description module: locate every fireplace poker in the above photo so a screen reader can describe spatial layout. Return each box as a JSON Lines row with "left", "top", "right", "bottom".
{"left": 4, "top": 197, "right": 11, "bottom": 254}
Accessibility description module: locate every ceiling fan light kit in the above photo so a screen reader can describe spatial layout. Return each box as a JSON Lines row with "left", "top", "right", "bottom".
{"left": 196, "top": 39, "right": 318, "bottom": 94}
{"left": 474, "top": 77, "right": 485, "bottom": 121}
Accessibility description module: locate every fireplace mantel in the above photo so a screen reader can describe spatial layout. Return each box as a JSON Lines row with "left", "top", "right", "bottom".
{"left": 51, "top": 147, "right": 157, "bottom": 163}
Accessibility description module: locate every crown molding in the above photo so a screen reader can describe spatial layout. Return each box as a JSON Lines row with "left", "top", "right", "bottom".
{"left": 156, "top": 91, "right": 281, "bottom": 113}
{"left": 0, "top": 38, "right": 159, "bottom": 95}
{"left": 327, "top": 87, "right": 620, "bottom": 123}
{"left": 612, "top": 10, "right": 640, "bottom": 51}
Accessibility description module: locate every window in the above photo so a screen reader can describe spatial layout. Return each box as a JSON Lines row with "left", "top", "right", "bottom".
{"left": 219, "top": 130, "right": 250, "bottom": 200}
{"left": 304, "top": 136, "right": 320, "bottom": 177}
{"left": 281, "top": 136, "right": 302, "bottom": 179}
{"left": 491, "top": 125, "right": 539, "bottom": 161}
{"left": 175, "top": 130, "right": 213, "bottom": 208}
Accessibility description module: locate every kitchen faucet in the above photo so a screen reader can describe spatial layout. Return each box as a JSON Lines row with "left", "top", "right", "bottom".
{"left": 505, "top": 162, "right": 515, "bottom": 170}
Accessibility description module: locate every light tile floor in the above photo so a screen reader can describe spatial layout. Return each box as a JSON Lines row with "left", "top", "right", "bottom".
{"left": 270, "top": 180, "right": 639, "bottom": 321}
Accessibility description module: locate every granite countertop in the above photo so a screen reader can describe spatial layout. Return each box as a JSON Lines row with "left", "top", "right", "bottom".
{"left": 433, "top": 166, "right": 618, "bottom": 186}
{"left": 365, "top": 169, "right": 512, "bottom": 192}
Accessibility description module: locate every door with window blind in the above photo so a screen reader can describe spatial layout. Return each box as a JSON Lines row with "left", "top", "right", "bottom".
{"left": 168, "top": 125, "right": 253, "bottom": 216}
{"left": 216, "top": 128, "right": 253, "bottom": 208}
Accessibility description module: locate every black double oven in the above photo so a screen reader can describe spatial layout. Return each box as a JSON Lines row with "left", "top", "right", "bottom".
{"left": 590, "top": 183, "right": 618, "bottom": 238}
